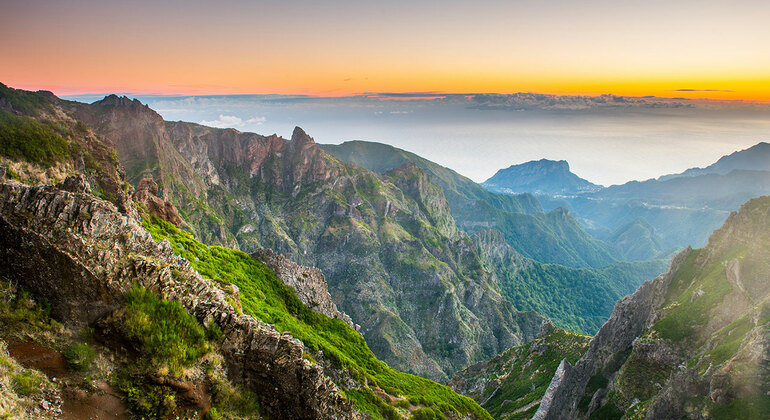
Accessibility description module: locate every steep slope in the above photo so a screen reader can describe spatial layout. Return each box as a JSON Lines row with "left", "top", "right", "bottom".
{"left": 322, "top": 141, "right": 618, "bottom": 268}
{"left": 482, "top": 159, "right": 601, "bottom": 195}
{"left": 320, "top": 140, "right": 543, "bottom": 216}
{"left": 472, "top": 229, "right": 667, "bottom": 334}
{"left": 451, "top": 325, "right": 591, "bottom": 420}
{"left": 64, "top": 96, "right": 544, "bottom": 381}
{"left": 608, "top": 217, "right": 667, "bottom": 261}
{"left": 534, "top": 196, "right": 770, "bottom": 419}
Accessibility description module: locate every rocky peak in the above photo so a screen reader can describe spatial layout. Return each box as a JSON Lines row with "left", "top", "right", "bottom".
{"left": 290, "top": 126, "right": 316, "bottom": 150}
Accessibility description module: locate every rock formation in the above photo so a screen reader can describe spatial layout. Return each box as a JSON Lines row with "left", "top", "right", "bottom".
{"left": 0, "top": 177, "right": 359, "bottom": 419}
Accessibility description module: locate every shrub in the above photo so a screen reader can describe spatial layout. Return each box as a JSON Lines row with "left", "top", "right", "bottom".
{"left": 63, "top": 343, "right": 96, "bottom": 372}
{"left": 121, "top": 284, "right": 208, "bottom": 373}
{"left": 12, "top": 370, "right": 43, "bottom": 396}
{"left": 0, "top": 111, "right": 68, "bottom": 167}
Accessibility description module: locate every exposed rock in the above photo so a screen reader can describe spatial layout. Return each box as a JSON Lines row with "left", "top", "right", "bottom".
{"left": 252, "top": 248, "right": 357, "bottom": 330}
{"left": 533, "top": 247, "right": 692, "bottom": 419}
{"left": 133, "top": 177, "right": 183, "bottom": 227}
{"left": 0, "top": 178, "right": 360, "bottom": 419}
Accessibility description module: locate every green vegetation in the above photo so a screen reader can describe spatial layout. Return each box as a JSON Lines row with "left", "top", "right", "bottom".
{"left": 710, "top": 395, "right": 770, "bottom": 420}
{"left": 0, "top": 110, "right": 69, "bottom": 167}
{"left": 207, "top": 379, "right": 261, "bottom": 419}
{"left": 143, "top": 216, "right": 490, "bottom": 419}
{"left": 485, "top": 234, "right": 666, "bottom": 334}
{"left": 11, "top": 370, "right": 44, "bottom": 396}
{"left": 63, "top": 342, "right": 96, "bottom": 372}
{"left": 0, "top": 279, "right": 59, "bottom": 339}
{"left": 120, "top": 284, "right": 210, "bottom": 374}
{"left": 0, "top": 83, "right": 53, "bottom": 116}
{"left": 453, "top": 328, "right": 591, "bottom": 419}
{"left": 113, "top": 373, "right": 178, "bottom": 418}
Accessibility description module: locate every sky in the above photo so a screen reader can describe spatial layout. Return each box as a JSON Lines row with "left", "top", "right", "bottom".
{"left": 2, "top": 0, "right": 770, "bottom": 100}
{"left": 4, "top": 0, "right": 770, "bottom": 185}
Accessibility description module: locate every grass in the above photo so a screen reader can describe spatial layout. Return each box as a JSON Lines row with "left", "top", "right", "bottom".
{"left": 12, "top": 370, "right": 44, "bottom": 396}
{"left": 0, "top": 110, "right": 69, "bottom": 167}
{"left": 120, "top": 284, "right": 210, "bottom": 374}
{"left": 63, "top": 343, "right": 96, "bottom": 372}
{"left": 142, "top": 216, "right": 491, "bottom": 419}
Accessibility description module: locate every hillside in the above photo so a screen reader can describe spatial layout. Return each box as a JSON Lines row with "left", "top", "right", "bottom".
{"left": 322, "top": 141, "right": 618, "bottom": 268}
{"left": 451, "top": 325, "right": 591, "bottom": 419}
{"left": 0, "top": 84, "right": 492, "bottom": 419}
{"left": 660, "top": 141, "right": 770, "bottom": 180}
{"left": 534, "top": 196, "right": 770, "bottom": 419}
{"left": 471, "top": 229, "right": 667, "bottom": 334}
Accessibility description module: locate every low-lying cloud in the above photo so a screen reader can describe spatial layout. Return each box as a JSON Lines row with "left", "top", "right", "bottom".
{"left": 200, "top": 114, "right": 266, "bottom": 128}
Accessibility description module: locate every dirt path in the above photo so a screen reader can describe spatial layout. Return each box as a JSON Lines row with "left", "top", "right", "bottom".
{"left": 7, "top": 341, "right": 128, "bottom": 420}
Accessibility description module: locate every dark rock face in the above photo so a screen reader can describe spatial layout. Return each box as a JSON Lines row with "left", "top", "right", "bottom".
{"left": 0, "top": 178, "right": 359, "bottom": 419}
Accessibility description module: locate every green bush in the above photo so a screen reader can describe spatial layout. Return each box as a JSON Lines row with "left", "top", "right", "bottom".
{"left": 0, "top": 111, "right": 68, "bottom": 167}
{"left": 121, "top": 284, "right": 209, "bottom": 373}
{"left": 63, "top": 343, "right": 96, "bottom": 372}
{"left": 205, "top": 322, "right": 223, "bottom": 342}
{"left": 411, "top": 407, "right": 447, "bottom": 420}
{"left": 12, "top": 370, "right": 43, "bottom": 396}
{"left": 114, "top": 374, "right": 177, "bottom": 418}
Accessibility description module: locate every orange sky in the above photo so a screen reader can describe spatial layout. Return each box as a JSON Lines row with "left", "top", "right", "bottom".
{"left": 2, "top": 0, "right": 769, "bottom": 100}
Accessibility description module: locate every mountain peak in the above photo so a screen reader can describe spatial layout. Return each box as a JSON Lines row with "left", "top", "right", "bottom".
{"left": 94, "top": 94, "right": 148, "bottom": 109}
{"left": 291, "top": 126, "right": 315, "bottom": 145}
{"left": 483, "top": 158, "right": 600, "bottom": 195}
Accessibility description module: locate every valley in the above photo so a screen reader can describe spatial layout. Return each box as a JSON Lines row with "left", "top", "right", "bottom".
{"left": 0, "top": 82, "right": 767, "bottom": 419}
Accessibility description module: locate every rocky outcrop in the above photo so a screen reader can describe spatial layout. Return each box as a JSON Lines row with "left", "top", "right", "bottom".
{"left": 533, "top": 247, "right": 692, "bottom": 420}
{"left": 252, "top": 248, "right": 357, "bottom": 330}
{"left": 536, "top": 197, "right": 770, "bottom": 420}
{"left": 0, "top": 178, "right": 359, "bottom": 419}
{"left": 133, "top": 177, "right": 183, "bottom": 226}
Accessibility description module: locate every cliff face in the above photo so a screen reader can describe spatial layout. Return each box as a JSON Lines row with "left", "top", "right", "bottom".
{"left": 535, "top": 196, "right": 770, "bottom": 419}
{"left": 251, "top": 247, "right": 356, "bottom": 330}
{"left": 67, "top": 96, "right": 543, "bottom": 381}
{"left": 0, "top": 177, "right": 358, "bottom": 419}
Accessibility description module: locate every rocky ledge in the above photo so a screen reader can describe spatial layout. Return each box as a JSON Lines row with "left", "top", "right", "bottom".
{"left": 0, "top": 177, "right": 360, "bottom": 419}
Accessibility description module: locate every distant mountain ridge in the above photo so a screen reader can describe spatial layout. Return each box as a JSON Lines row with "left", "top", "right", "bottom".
{"left": 482, "top": 159, "right": 602, "bottom": 196}
{"left": 488, "top": 142, "right": 770, "bottom": 260}
{"left": 659, "top": 141, "right": 770, "bottom": 180}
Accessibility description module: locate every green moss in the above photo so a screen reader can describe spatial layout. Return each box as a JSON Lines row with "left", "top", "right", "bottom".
{"left": 143, "top": 216, "right": 491, "bottom": 419}
{"left": 12, "top": 370, "right": 44, "bottom": 396}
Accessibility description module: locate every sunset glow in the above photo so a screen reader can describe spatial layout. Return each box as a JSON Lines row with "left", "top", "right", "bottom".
{"left": 2, "top": 0, "right": 769, "bottom": 100}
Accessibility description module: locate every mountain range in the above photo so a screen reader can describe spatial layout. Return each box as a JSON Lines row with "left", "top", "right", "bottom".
{"left": 1, "top": 81, "right": 767, "bottom": 419}
{"left": 485, "top": 146, "right": 770, "bottom": 261}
